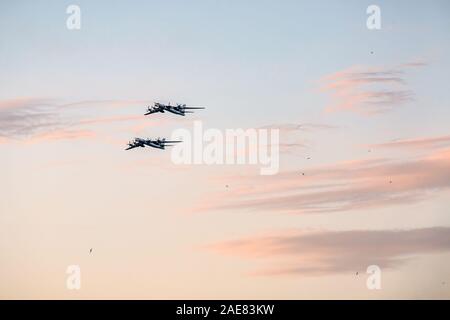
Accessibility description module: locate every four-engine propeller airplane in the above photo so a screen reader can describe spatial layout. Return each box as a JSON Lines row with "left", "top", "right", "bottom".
{"left": 145, "top": 102, "right": 205, "bottom": 117}
{"left": 126, "top": 101, "right": 204, "bottom": 151}
{"left": 125, "top": 137, "right": 181, "bottom": 150}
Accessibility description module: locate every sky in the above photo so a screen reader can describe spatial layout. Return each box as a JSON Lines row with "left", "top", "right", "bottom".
{"left": 1, "top": 0, "right": 450, "bottom": 299}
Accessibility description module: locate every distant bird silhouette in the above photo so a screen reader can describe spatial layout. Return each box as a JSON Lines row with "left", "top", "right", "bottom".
{"left": 89, "top": 248, "right": 93, "bottom": 254}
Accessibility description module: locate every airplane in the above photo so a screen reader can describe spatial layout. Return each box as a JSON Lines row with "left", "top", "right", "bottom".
{"left": 145, "top": 102, "right": 205, "bottom": 116}
{"left": 125, "top": 137, "right": 181, "bottom": 150}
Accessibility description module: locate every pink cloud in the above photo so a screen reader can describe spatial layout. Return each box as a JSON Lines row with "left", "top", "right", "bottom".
{"left": 369, "top": 135, "right": 450, "bottom": 150}
{"left": 194, "top": 146, "right": 450, "bottom": 215}
{"left": 319, "top": 62, "right": 426, "bottom": 115}
{"left": 26, "top": 129, "right": 96, "bottom": 143}
{"left": 210, "top": 227, "right": 450, "bottom": 276}
{"left": 0, "top": 97, "right": 51, "bottom": 110}
{"left": 0, "top": 97, "right": 168, "bottom": 144}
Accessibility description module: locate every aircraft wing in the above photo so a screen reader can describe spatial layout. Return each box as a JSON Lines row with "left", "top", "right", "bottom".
{"left": 145, "top": 109, "right": 159, "bottom": 115}
{"left": 125, "top": 144, "right": 138, "bottom": 150}
{"left": 142, "top": 140, "right": 166, "bottom": 149}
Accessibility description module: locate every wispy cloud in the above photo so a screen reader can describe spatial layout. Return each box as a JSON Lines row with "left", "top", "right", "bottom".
{"left": 59, "top": 99, "right": 151, "bottom": 109}
{"left": 26, "top": 129, "right": 96, "bottom": 143}
{"left": 211, "top": 227, "right": 450, "bottom": 276}
{"left": 259, "top": 123, "right": 337, "bottom": 133}
{"left": 196, "top": 146, "right": 450, "bottom": 214}
{"left": 369, "top": 135, "right": 450, "bottom": 150}
{"left": 0, "top": 98, "right": 63, "bottom": 139}
{"left": 0, "top": 97, "right": 165, "bottom": 144}
{"left": 257, "top": 123, "right": 337, "bottom": 154}
{"left": 320, "top": 61, "right": 426, "bottom": 115}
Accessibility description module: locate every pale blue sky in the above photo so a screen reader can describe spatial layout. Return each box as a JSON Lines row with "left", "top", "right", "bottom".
{"left": 1, "top": 0, "right": 449, "bottom": 123}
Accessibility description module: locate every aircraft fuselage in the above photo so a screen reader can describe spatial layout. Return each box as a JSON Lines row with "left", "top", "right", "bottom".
{"left": 166, "top": 107, "right": 185, "bottom": 116}
{"left": 146, "top": 141, "right": 165, "bottom": 149}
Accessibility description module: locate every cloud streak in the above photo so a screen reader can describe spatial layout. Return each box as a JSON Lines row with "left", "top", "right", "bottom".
{"left": 26, "top": 129, "right": 96, "bottom": 143}
{"left": 259, "top": 123, "right": 337, "bottom": 133}
{"left": 211, "top": 227, "right": 450, "bottom": 276}
{"left": 369, "top": 135, "right": 450, "bottom": 150}
{"left": 320, "top": 61, "right": 426, "bottom": 115}
{"left": 196, "top": 146, "right": 450, "bottom": 214}
{"left": 0, "top": 98, "right": 167, "bottom": 144}
{"left": 257, "top": 123, "right": 337, "bottom": 154}
{"left": 0, "top": 98, "right": 62, "bottom": 139}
